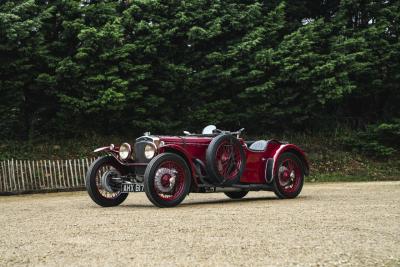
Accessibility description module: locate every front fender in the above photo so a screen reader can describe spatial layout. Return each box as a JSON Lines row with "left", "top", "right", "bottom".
{"left": 93, "top": 144, "right": 121, "bottom": 164}
{"left": 94, "top": 146, "right": 112, "bottom": 153}
{"left": 272, "top": 144, "right": 309, "bottom": 177}
{"left": 93, "top": 144, "right": 119, "bottom": 154}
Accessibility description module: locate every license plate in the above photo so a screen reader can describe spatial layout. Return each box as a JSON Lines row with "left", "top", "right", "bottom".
{"left": 121, "top": 183, "right": 144, "bottom": 193}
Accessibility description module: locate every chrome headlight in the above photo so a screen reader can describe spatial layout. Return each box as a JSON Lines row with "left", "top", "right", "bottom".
{"left": 119, "top": 143, "right": 132, "bottom": 160}
{"left": 144, "top": 144, "right": 156, "bottom": 159}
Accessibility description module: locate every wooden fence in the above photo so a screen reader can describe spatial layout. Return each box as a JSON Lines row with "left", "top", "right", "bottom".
{"left": 0, "top": 158, "right": 97, "bottom": 194}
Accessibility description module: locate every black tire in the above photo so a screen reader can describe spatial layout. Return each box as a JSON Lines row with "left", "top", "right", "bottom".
{"left": 206, "top": 134, "right": 246, "bottom": 186}
{"left": 144, "top": 153, "right": 191, "bottom": 208}
{"left": 273, "top": 152, "right": 304, "bottom": 199}
{"left": 224, "top": 191, "right": 249, "bottom": 199}
{"left": 86, "top": 156, "right": 128, "bottom": 207}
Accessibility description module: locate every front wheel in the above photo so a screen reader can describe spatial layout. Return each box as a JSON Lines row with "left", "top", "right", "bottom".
{"left": 144, "top": 153, "right": 192, "bottom": 208}
{"left": 273, "top": 152, "right": 304, "bottom": 199}
{"left": 86, "top": 156, "right": 128, "bottom": 207}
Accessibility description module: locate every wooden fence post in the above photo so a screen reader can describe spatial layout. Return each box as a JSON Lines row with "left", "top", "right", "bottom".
{"left": 82, "top": 159, "right": 87, "bottom": 184}
{"left": 11, "top": 159, "right": 15, "bottom": 191}
{"left": 44, "top": 160, "right": 48, "bottom": 189}
{"left": 54, "top": 160, "right": 58, "bottom": 188}
{"left": 23, "top": 161, "right": 28, "bottom": 190}
{"left": 59, "top": 160, "right": 65, "bottom": 188}
{"left": 12, "top": 159, "right": 17, "bottom": 191}
{"left": 68, "top": 160, "right": 73, "bottom": 187}
{"left": 0, "top": 161, "right": 2, "bottom": 192}
{"left": 0, "top": 162, "right": 3, "bottom": 192}
{"left": 37, "top": 160, "right": 42, "bottom": 189}
{"left": 49, "top": 160, "right": 53, "bottom": 189}
{"left": 28, "top": 161, "right": 33, "bottom": 190}
{"left": 73, "top": 159, "right": 78, "bottom": 187}
{"left": 6, "top": 161, "right": 10, "bottom": 192}
{"left": 8, "top": 160, "right": 13, "bottom": 191}
{"left": 1, "top": 161, "right": 4, "bottom": 192}
{"left": 41, "top": 160, "right": 46, "bottom": 189}
{"left": 5, "top": 161, "right": 8, "bottom": 191}
{"left": 77, "top": 159, "right": 82, "bottom": 186}
{"left": 56, "top": 160, "right": 61, "bottom": 188}
{"left": 64, "top": 160, "right": 69, "bottom": 188}
{"left": 3, "top": 161, "right": 7, "bottom": 192}
{"left": 16, "top": 159, "right": 20, "bottom": 191}
{"left": 0, "top": 161, "right": 3, "bottom": 192}
{"left": 20, "top": 160, "right": 25, "bottom": 191}
{"left": 72, "top": 159, "right": 77, "bottom": 186}
{"left": 72, "top": 159, "right": 76, "bottom": 187}
{"left": 52, "top": 160, "right": 57, "bottom": 188}
{"left": 2, "top": 161, "right": 5, "bottom": 192}
{"left": 4, "top": 161, "right": 7, "bottom": 192}
{"left": 52, "top": 160, "right": 56, "bottom": 189}
{"left": 38, "top": 160, "right": 41, "bottom": 188}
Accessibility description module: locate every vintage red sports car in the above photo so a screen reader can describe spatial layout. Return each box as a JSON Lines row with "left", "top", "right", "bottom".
{"left": 86, "top": 125, "right": 309, "bottom": 207}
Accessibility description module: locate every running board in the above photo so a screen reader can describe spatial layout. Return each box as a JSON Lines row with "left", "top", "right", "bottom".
{"left": 197, "top": 183, "right": 274, "bottom": 192}
{"left": 230, "top": 184, "right": 274, "bottom": 191}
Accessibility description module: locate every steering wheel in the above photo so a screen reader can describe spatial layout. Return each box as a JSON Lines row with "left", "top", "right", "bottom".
{"left": 212, "top": 128, "right": 223, "bottom": 134}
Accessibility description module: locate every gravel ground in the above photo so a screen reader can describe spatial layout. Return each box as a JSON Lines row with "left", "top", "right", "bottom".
{"left": 0, "top": 181, "right": 399, "bottom": 267}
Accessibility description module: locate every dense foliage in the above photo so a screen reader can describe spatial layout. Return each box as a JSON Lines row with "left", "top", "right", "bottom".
{"left": 342, "top": 119, "right": 400, "bottom": 157}
{"left": 1, "top": 0, "right": 399, "bottom": 140}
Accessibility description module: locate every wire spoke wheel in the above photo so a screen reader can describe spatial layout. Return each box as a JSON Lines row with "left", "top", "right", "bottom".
{"left": 277, "top": 159, "right": 301, "bottom": 192}
{"left": 153, "top": 160, "right": 185, "bottom": 201}
{"left": 144, "top": 153, "right": 191, "bottom": 208}
{"left": 95, "top": 165, "right": 122, "bottom": 200}
{"left": 273, "top": 152, "right": 304, "bottom": 199}
{"left": 215, "top": 140, "right": 242, "bottom": 181}
{"left": 86, "top": 156, "right": 128, "bottom": 207}
{"left": 206, "top": 134, "right": 245, "bottom": 186}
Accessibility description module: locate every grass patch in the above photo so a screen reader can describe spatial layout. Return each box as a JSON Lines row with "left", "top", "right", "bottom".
{"left": 307, "top": 174, "right": 397, "bottom": 183}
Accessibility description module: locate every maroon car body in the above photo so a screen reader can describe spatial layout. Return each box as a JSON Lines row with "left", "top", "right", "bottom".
{"left": 86, "top": 126, "right": 309, "bottom": 207}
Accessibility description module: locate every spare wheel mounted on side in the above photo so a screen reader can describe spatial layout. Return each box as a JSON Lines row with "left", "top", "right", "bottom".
{"left": 206, "top": 134, "right": 246, "bottom": 186}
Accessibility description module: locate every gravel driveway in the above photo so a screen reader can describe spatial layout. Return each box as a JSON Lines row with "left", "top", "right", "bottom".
{"left": 0, "top": 181, "right": 399, "bottom": 266}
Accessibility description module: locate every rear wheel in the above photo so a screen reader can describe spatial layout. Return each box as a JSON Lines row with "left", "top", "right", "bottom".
{"left": 224, "top": 191, "right": 248, "bottom": 199}
{"left": 86, "top": 156, "right": 128, "bottom": 207}
{"left": 144, "top": 153, "right": 191, "bottom": 207}
{"left": 273, "top": 152, "right": 304, "bottom": 199}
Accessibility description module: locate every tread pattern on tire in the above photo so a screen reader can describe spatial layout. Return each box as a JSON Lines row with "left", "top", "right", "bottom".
{"left": 272, "top": 152, "right": 304, "bottom": 199}
{"left": 144, "top": 153, "right": 191, "bottom": 208}
{"left": 86, "top": 156, "right": 128, "bottom": 207}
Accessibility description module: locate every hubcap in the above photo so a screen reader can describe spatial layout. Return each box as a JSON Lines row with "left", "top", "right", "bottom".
{"left": 95, "top": 163, "right": 123, "bottom": 199}
{"left": 277, "top": 158, "right": 301, "bottom": 193}
{"left": 100, "top": 169, "right": 120, "bottom": 193}
{"left": 278, "top": 166, "right": 292, "bottom": 187}
{"left": 155, "top": 167, "right": 177, "bottom": 193}
{"left": 215, "top": 140, "right": 242, "bottom": 181}
{"left": 153, "top": 160, "right": 186, "bottom": 201}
